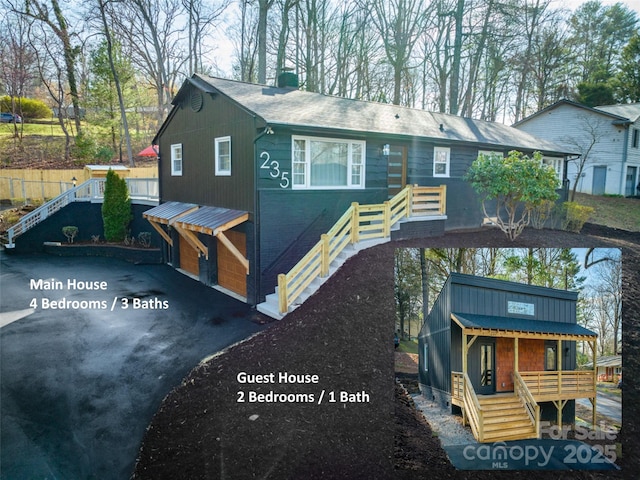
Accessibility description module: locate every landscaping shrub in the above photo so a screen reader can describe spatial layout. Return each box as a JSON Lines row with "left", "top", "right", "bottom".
{"left": 465, "top": 150, "right": 560, "bottom": 240}
{"left": 101, "top": 169, "right": 131, "bottom": 242}
{"left": 62, "top": 226, "right": 78, "bottom": 243}
{"left": 0, "top": 96, "right": 52, "bottom": 119}
{"left": 530, "top": 199, "right": 555, "bottom": 229}
{"left": 138, "top": 232, "right": 152, "bottom": 247}
{"left": 561, "top": 202, "right": 594, "bottom": 233}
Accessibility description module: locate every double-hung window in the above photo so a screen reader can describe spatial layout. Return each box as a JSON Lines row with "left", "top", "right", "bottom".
{"left": 171, "top": 143, "right": 183, "bottom": 176}
{"left": 292, "top": 136, "right": 365, "bottom": 189}
{"left": 433, "top": 146, "right": 450, "bottom": 177}
{"left": 215, "top": 136, "right": 231, "bottom": 176}
{"left": 541, "top": 156, "right": 563, "bottom": 183}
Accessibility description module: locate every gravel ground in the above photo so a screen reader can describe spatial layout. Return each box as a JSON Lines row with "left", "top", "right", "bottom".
{"left": 411, "top": 394, "right": 476, "bottom": 447}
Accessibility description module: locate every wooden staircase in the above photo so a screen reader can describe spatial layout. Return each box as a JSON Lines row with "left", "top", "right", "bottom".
{"left": 476, "top": 394, "right": 538, "bottom": 442}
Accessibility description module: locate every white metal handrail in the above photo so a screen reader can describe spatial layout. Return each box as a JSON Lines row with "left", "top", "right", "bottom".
{"left": 4, "top": 178, "right": 158, "bottom": 247}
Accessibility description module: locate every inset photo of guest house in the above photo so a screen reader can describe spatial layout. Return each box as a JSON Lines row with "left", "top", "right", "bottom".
{"left": 394, "top": 248, "right": 622, "bottom": 470}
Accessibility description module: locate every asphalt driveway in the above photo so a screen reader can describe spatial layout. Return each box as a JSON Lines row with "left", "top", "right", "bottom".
{"left": 0, "top": 251, "right": 265, "bottom": 479}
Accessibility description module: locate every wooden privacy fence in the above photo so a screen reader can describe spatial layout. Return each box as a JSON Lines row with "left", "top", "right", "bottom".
{"left": 0, "top": 166, "right": 157, "bottom": 202}
{"left": 277, "top": 184, "right": 446, "bottom": 314}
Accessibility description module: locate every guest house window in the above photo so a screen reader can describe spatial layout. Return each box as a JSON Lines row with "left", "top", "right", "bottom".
{"left": 292, "top": 136, "right": 365, "bottom": 189}
{"left": 215, "top": 136, "right": 231, "bottom": 176}
{"left": 171, "top": 143, "right": 183, "bottom": 176}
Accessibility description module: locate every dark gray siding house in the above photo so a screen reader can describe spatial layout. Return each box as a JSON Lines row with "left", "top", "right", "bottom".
{"left": 145, "top": 73, "right": 574, "bottom": 311}
{"left": 418, "top": 273, "right": 598, "bottom": 442}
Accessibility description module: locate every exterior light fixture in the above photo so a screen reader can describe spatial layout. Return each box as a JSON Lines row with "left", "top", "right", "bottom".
{"left": 382, "top": 144, "right": 390, "bottom": 156}
{"left": 72, "top": 177, "right": 77, "bottom": 187}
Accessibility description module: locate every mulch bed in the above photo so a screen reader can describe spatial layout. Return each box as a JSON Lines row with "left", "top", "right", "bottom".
{"left": 132, "top": 224, "right": 639, "bottom": 479}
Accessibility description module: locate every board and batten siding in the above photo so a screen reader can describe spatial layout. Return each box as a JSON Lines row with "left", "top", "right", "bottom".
{"left": 255, "top": 132, "right": 388, "bottom": 301}
{"left": 158, "top": 83, "right": 256, "bottom": 212}
{"left": 418, "top": 272, "right": 579, "bottom": 398}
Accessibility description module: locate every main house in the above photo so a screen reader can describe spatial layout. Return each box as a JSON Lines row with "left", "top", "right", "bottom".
{"left": 418, "top": 273, "right": 597, "bottom": 443}
{"left": 514, "top": 99, "right": 640, "bottom": 197}
{"left": 144, "top": 73, "right": 573, "bottom": 317}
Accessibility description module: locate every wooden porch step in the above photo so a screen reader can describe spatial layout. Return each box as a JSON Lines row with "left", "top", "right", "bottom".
{"left": 483, "top": 413, "right": 531, "bottom": 425}
{"left": 484, "top": 408, "right": 529, "bottom": 419}
{"left": 483, "top": 419, "right": 534, "bottom": 432}
{"left": 482, "top": 427, "right": 537, "bottom": 442}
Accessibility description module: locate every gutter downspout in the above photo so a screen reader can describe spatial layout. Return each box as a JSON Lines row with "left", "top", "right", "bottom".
{"left": 619, "top": 125, "right": 630, "bottom": 196}
{"left": 253, "top": 122, "right": 272, "bottom": 306}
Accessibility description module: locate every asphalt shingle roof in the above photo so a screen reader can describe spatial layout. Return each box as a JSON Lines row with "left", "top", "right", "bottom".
{"left": 189, "top": 74, "right": 574, "bottom": 155}
{"left": 595, "top": 103, "right": 640, "bottom": 123}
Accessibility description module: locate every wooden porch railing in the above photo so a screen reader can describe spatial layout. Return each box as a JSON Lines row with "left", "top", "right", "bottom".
{"left": 276, "top": 185, "right": 446, "bottom": 314}
{"left": 520, "top": 370, "right": 596, "bottom": 401}
{"left": 514, "top": 371, "right": 541, "bottom": 438}
{"left": 451, "top": 371, "right": 464, "bottom": 405}
{"left": 461, "top": 372, "right": 484, "bottom": 442}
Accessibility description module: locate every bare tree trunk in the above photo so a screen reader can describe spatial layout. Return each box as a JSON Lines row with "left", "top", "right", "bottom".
{"left": 13, "top": 0, "right": 83, "bottom": 135}
{"left": 257, "top": 0, "right": 274, "bottom": 84}
{"left": 449, "top": 0, "right": 465, "bottom": 114}
{"left": 99, "top": 0, "right": 135, "bottom": 167}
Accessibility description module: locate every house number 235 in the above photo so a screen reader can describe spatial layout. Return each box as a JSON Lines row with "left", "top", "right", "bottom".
{"left": 260, "top": 151, "right": 290, "bottom": 188}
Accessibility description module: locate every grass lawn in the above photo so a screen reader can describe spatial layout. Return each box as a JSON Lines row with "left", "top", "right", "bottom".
{"left": 597, "top": 382, "right": 622, "bottom": 397}
{"left": 397, "top": 339, "right": 419, "bottom": 354}
{"left": 574, "top": 192, "right": 640, "bottom": 232}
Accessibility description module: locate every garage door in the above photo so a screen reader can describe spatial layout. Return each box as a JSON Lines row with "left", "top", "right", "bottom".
{"left": 218, "top": 230, "right": 246, "bottom": 297}
{"left": 179, "top": 235, "right": 199, "bottom": 276}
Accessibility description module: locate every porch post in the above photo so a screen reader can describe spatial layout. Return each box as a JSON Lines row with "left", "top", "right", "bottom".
{"left": 462, "top": 333, "right": 468, "bottom": 377}
{"left": 514, "top": 337, "right": 519, "bottom": 373}
{"left": 557, "top": 339, "right": 563, "bottom": 396}
{"left": 592, "top": 339, "right": 598, "bottom": 427}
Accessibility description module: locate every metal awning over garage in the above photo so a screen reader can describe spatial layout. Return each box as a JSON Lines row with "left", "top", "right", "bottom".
{"left": 143, "top": 202, "right": 199, "bottom": 246}
{"left": 451, "top": 312, "right": 597, "bottom": 341}
{"left": 173, "top": 206, "right": 248, "bottom": 236}
{"left": 172, "top": 206, "right": 249, "bottom": 273}
{"left": 143, "top": 201, "right": 198, "bottom": 224}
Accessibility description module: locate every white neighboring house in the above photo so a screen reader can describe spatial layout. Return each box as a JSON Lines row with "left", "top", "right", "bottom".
{"left": 514, "top": 100, "right": 640, "bottom": 197}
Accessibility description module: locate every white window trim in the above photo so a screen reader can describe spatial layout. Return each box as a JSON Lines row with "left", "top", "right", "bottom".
{"left": 215, "top": 136, "right": 232, "bottom": 176}
{"left": 433, "top": 146, "right": 450, "bottom": 178}
{"left": 423, "top": 344, "right": 428, "bottom": 372}
{"left": 171, "top": 143, "right": 183, "bottom": 176}
{"left": 291, "top": 135, "right": 366, "bottom": 189}
{"left": 541, "top": 156, "right": 564, "bottom": 183}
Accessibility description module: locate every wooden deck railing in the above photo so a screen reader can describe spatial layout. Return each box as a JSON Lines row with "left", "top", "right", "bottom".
{"left": 520, "top": 370, "right": 596, "bottom": 401}
{"left": 514, "top": 371, "right": 540, "bottom": 438}
{"left": 277, "top": 185, "right": 446, "bottom": 314}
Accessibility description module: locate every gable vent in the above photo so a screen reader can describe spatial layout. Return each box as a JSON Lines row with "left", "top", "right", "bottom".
{"left": 190, "top": 89, "right": 203, "bottom": 112}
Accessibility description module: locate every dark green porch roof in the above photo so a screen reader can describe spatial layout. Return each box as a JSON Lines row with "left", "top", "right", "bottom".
{"left": 452, "top": 312, "right": 597, "bottom": 338}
